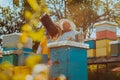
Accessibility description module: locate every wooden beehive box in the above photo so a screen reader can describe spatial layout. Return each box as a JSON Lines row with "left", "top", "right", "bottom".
{"left": 110, "top": 41, "right": 120, "bottom": 56}
{"left": 96, "top": 30, "right": 117, "bottom": 40}
{"left": 87, "top": 49, "right": 96, "bottom": 58}
{"left": 2, "top": 33, "right": 33, "bottom": 49}
{"left": 96, "top": 39, "right": 113, "bottom": 48}
{"left": 94, "top": 21, "right": 117, "bottom": 40}
{"left": 96, "top": 47, "right": 110, "bottom": 57}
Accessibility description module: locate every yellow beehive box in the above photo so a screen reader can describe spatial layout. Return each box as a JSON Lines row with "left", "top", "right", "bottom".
{"left": 87, "top": 49, "right": 96, "bottom": 58}
{"left": 13, "top": 66, "right": 31, "bottom": 75}
{"left": 96, "top": 39, "right": 113, "bottom": 48}
{"left": 96, "top": 47, "right": 110, "bottom": 57}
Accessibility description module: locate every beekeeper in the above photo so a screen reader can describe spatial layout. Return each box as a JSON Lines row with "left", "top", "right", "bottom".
{"left": 57, "top": 19, "right": 77, "bottom": 41}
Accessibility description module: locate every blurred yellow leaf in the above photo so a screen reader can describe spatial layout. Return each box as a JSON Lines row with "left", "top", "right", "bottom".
{"left": 28, "top": 28, "right": 44, "bottom": 41}
{"left": 0, "top": 62, "right": 13, "bottom": 77}
{"left": 12, "top": 74, "right": 26, "bottom": 80}
{"left": 43, "top": 7, "right": 49, "bottom": 13}
{"left": 27, "top": 0, "right": 39, "bottom": 11}
{"left": 34, "top": 72, "right": 47, "bottom": 80}
{"left": 40, "top": 35, "right": 50, "bottom": 55}
{"left": 20, "top": 32, "right": 28, "bottom": 44}
{"left": 22, "top": 24, "right": 32, "bottom": 32}
{"left": 25, "top": 10, "right": 32, "bottom": 19}
{"left": 25, "top": 55, "right": 42, "bottom": 68}
{"left": 1, "top": 62, "right": 13, "bottom": 70}
{"left": 0, "top": 73, "right": 10, "bottom": 80}
{"left": 31, "top": 19, "right": 39, "bottom": 27}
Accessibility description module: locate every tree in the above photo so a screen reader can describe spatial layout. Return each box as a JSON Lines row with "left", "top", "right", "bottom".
{"left": 0, "top": 0, "right": 49, "bottom": 49}
{"left": 112, "top": 2, "right": 120, "bottom": 26}
{"left": 46, "top": 0, "right": 120, "bottom": 38}
{"left": 0, "top": 6, "right": 24, "bottom": 35}
{"left": 0, "top": 0, "right": 48, "bottom": 34}
{"left": 46, "top": 0, "right": 68, "bottom": 21}
{"left": 0, "top": 0, "right": 28, "bottom": 35}
{"left": 66, "top": 0, "right": 120, "bottom": 38}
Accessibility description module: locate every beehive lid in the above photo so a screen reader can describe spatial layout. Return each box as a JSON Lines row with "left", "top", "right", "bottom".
{"left": 47, "top": 41, "right": 89, "bottom": 49}
{"left": 94, "top": 21, "right": 118, "bottom": 27}
{"left": 85, "top": 38, "right": 96, "bottom": 41}
{"left": 109, "top": 41, "right": 120, "bottom": 45}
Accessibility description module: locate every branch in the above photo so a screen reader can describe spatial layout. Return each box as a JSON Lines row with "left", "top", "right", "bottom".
{"left": 49, "top": 0, "right": 61, "bottom": 20}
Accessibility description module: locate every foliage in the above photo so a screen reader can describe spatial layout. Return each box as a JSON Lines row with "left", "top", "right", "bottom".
{"left": 0, "top": 6, "right": 24, "bottom": 35}
{"left": 0, "top": 54, "right": 67, "bottom": 80}
{"left": 46, "top": 0, "right": 67, "bottom": 20}
{"left": 20, "top": 0, "right": 49, "bottom": 45}
{"left": 46, "top": 0, "right": 120, "bottom": 38}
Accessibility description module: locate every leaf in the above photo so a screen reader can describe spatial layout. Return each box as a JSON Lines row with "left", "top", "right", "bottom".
{"left": 30, "top": 19, "right": 39, "bottom": 28}
{"left": 43, "top": 7, "right": 50, "bottom": 14}
{"left": 24, "top": 10, "right": 32, "bottom": 19}
{"left": 27, "top": 0, "right": 40, "bottom": 11}
{"left": 20, "top": 32, "right": 28, "bottom": 44}
{"left": 25, "top": 55, "right": 42, "bottom": 68}
{"left": 21, "top": 24, "right": 32, "bottom": 32}
{"left": 28, "top": 28, "right": 45, "bottom": 41}
{"left": 13, "top": 0, "right": 19, "bottom": 6}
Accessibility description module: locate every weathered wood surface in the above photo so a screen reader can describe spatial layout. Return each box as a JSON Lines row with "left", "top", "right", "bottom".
{"left": 88, "top": 56, "right": 120, "bottom": 64}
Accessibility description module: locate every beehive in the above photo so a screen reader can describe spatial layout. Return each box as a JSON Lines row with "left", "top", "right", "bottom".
{"left": 96, "top": 30, "right": 117, "bottom": 40}
{"left": 94, "top": 21, "right": 117, "bottom": 30}
{"left": 110, "top": 41, "right": 120, "bottom": 56}
{"left": 13, "top": 66, "right": 31, "bottom": 75}
{"left": 48, "top": 41, "right": 88, "bottom": 80}
{"left": 17, "top": 53, "right": 31, "bottom": 66}
{"left": 3, "top": 47, "right": 33, "bottom": 55}
{"left": 85, "top": 40, "right": 96, "bottom": 49}
{"left": 2, "top": 33, "right": 33, "bottom": 49}
{"left": 96, "top": 39, "right": 113, "bottom": 48}
{"left": 2, "top": 54, "right": 18, "bottom": 65}
{"left": 117, "top": 36, "right": 120, "bottom": 40}
{"left": 94, "top": 21, "right": 117, "bottom": 40}
{"left": 0, "top": 57, "right": 2, "bottom": 63}
{"left": 96, "top": 47, "right": 110, "bottom": 57}
{"left": 87, "top": 49, "right": 96, "bottom": 58}
{"left": 18, "top": 53, "right": 48, "bottom": 66}
{"left": 96, "top": 25, "right": 116, "bottom": 32}
{"left": 2, "top": 33, "right": 20, "bottom": 48}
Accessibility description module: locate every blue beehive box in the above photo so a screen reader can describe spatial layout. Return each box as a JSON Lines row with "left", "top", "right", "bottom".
{"left": 40, "top": 54, "right": 48, "bottom": 63}
{"left": 85, "top": 40, "right": 96, "bottom": 49}
{"left": 23, "top": 48, "right": 33, "bottom": 53}
{"left": 110, "top": 41, "right": 120, "bottom": 56}
{"left": 18, "top": 53, "right": 48, "bottom": 66}
{"left": 3, "top": 47, "right": 18, "bottom": 51}
{"left": 2, "top": 54, "right": 18, "bottom": 65}
{"left": 48, "top": 41, "right": 88, "bottom": 80}
{"left": 18, "top": 53, "right": 31, "bottom": 66}
{"left": 17, "top": 48, "right": 33, "bottom": 66}
{"left": 0, "top": 57, "right": 2, "bottom": 63}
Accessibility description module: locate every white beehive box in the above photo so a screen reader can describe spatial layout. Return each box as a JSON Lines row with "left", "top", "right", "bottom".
{"left": 47, "top": 41, "right": 89, "bottom": 49}
{"left": 94, "top": 21, "right": 117, "bottom": 32}
{"left": 3, "top": 33, "right": 20, "bottom": 48}
{"left": 2, "top": 33, "right": 33, "bottom": 49}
